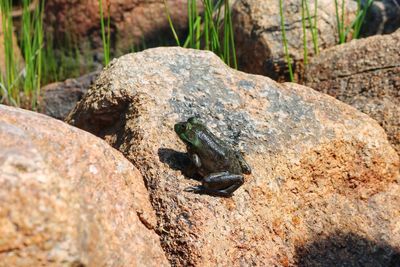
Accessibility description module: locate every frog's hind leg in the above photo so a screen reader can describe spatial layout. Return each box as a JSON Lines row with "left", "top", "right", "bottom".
{"left": 235, "top": 151, "right": 251, "bottom": 174}
{"left": 184, "top": 172, "right": 244, "bottom": 197}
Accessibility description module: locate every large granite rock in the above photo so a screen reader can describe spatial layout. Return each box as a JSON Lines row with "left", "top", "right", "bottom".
{"left": 0, "top": 105, "right": 168, "bottom": 266}
{"left": 67, "top": 47, "right": 400, "bottom": 266}
{"left": 232, "top": 0, "right": 357, "bottom": 81}
{"left": 305, "top": 30, "right": 400, "bottom": 155}
{"left": 44, "top": 0, "right": 195, "bottom": 53}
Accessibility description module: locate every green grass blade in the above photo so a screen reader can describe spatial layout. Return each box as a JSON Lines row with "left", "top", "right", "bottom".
{"left": 164, "top": 0, "right": 237, "bottom": 68}
{"left": 1, "top": 0, "right": 19, "bottom": 104}
{"left": 188, "top": 0, "right": 193, "bottom": 47}
{"left": 341, "top": 0, "right": 345, "bottom": 42}
{"left": 353, "top": 0, "right": 373, "bottom": 38}
{"left": 223, "top": 1, "right": 229, "bottom": 64}
{"left": 334, "top": 0, "right": 345, "bottom": 43}
{"left": 203, "top": 0, "right": 210, "bottom": 50}
{"left": 312, "top": 0, "right": 319, "bottom": 54}
{"left": 227, "top": 0, "right": 237, "bottom": 68}
{"left": 301, "top": 0, "right": 308, "bottom": 65}
{"left": 163, "top": 0, "right": 181, "bottom": 46}
{"left": 196, "top": 16, "right": 201, "bottom": 49}
{"left": 98, "top": 0, "right": 110, "bottom": 65}
{"left": 183, "top": 16, "right": 201, "bottom": 48}
{"left": 304, "top": 0, "right": 319, "bottom": 54}
{"left": 106, "top": 2, "right": 111, "bottom": 63}
{"left": 279, "top": 0, "right": 294, "bottom": 81}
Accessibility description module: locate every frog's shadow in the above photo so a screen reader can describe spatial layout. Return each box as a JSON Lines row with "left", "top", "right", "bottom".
{"left": 158, "top": 148, "right": 202, "bottom": 180}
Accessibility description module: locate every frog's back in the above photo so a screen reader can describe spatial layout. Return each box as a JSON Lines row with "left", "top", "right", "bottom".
{"left": 192, "top": 127, "right": 242, "bottom": 174}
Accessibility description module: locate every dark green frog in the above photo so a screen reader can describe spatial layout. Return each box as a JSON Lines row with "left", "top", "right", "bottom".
{"left": 174, "top": 117, "right": 251, "bottom": 197}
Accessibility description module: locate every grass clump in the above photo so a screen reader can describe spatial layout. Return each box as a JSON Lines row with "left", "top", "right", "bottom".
{"left": 165, "top": 0, "right": 237, "bottom": 68}
{"left": 21, "top": 0, "right": 44, "bottom": 108}
{"left": 352, "top": 0, "right": 374, "bottom": 38}
{"left": 0, "top": 0, "right": 19, "bottom": 105}
{"left": 0, "top": 0, "right": 44, "bottom": 108}
{"left": 334, "top": 0, "right": 374, "bottom": 43}
{"left": 1, "top": 0, "right": 100, "bottom": 108}
{"left": 278, "top": 0, "right": 374, "bottom": 82}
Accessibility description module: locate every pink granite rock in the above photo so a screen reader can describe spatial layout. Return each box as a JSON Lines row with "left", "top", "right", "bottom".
{"left": 0, "top": 105, "right": 169, "bottom": 266}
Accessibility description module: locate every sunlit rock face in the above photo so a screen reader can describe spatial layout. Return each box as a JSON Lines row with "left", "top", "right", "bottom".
{"left": 67, "top": 47, "right": 400, "bottom": 266}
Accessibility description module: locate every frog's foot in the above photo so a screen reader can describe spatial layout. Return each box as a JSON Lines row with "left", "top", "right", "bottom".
{"left": 185, "top": 172, "right": 244, "bottom": 197}
{"left": 184, "top": 185, "right": 203, "bottom": 193}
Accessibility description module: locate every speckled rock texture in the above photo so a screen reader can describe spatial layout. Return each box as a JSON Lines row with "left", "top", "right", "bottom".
{"left": 44, "top": 0, "right": 195, "bottom": 52}
{"left": 232, "top": 0, "right": 357, "bottom": 82}
{"left": 67, "top": 47, "right": 400, "bottom": 266}
{"left": 39, "top": 71, "right": 100, "bottom": 120}
{"left": 305, "top": 30, "right": 400, "bottom": 156}
{"left": 0, "top": 105, "right": 168, "bottom": 266}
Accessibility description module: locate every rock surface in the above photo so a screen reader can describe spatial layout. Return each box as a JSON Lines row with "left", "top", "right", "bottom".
{"left": 232, "top": 0, "right": 357, "bottom": 81}
{"left": 39, "top": 71, "right": 100, "bottom": 120}
{"left": 44, "top": 0, "right": 194, "bottom": 53}
{"left": 305, "top": 30, "right": 400, "bottom": 155}
{"left": 360, "top": 0, "right": 400, "bottom": 37}
{"left": 0, "top": 105, "right": 168, "bottom": 266}
{"left": 67, "top": 47, "right": 400, "bottom": 266}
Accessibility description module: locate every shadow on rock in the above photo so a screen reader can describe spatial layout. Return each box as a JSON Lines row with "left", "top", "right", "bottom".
{"left": 295, "top": 232, "right": 400, "bottom": 267}
{"left": 158, "top": 148, "right": 201, "bottom": 180}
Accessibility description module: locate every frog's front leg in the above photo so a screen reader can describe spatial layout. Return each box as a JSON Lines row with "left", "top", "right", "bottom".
{"left": 191, "top": 153, "right": 201, "bottom": 168}
{"left": 185, "top": 172, "right": 244, "bottom": 197}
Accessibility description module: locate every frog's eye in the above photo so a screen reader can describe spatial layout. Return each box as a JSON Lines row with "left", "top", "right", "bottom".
{"left": 188, "top": 117, "right": 201, "bottom": 125}
{"left": 174, "top": 122, "right": 187, "bottom": 134}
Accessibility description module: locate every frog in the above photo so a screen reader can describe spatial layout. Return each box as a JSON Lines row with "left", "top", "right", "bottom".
{"left": 174, "top": 117, "right": 251, "bottom": 197}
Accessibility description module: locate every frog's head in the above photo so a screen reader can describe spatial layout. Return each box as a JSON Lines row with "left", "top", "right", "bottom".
{"left": 174, "top": 117, "right": 202, "bottom": 147}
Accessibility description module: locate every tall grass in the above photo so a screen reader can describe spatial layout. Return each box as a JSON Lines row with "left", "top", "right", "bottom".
{"left": 278, "top": 0, "right": 375, "bottom": 82}
{"left": 303, "top": 0, "right": 319, "bottom": 54}
{"left": 0, "top": 0, "right": 44, "bottom": 108}
{"left": 334, "top": 0, "right": 346, "bottom": 43}
{"left": 164, "top": 0, "right": 181, "bottom": 46}
{"left": 334, "top": 0, "right": 374, "bottom": 43}
{"left": 21, "top": 0, "right": 44, "bottom": 108}
{"left": 352, "top": 0, "right": 374, "bottom": 38}
{"left": 301, "top": 0, "right": 308, "bottom": 65}
{"left": 98, "top": 0, "right": 111, "bottom": 66}
{"left": 0, "top": 0, "right": 18, "bottom": 105}
{"left": 41, "top": 34, "right": 58, "bottom": 84}
{"left": 41, "top": 30, "right": 99, "bottom": 85}
{"left": 165, "top": 0, "right": 237, "bottom": 68}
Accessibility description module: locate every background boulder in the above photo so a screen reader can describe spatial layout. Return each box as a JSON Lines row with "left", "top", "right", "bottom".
{"left": 360, "top": 0, "right": 400, "bottom": 37}
{"left": 44, "top": 0, "right": 194, "bottom": 53}
{"left": 39, "top": 71, "right": 100, "bottom": 120}
{"left": 232, "top": 0, "right": 357, "bottom": 81}
{"left": 305, "top": 29, "right": 400, "bottom": 155}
